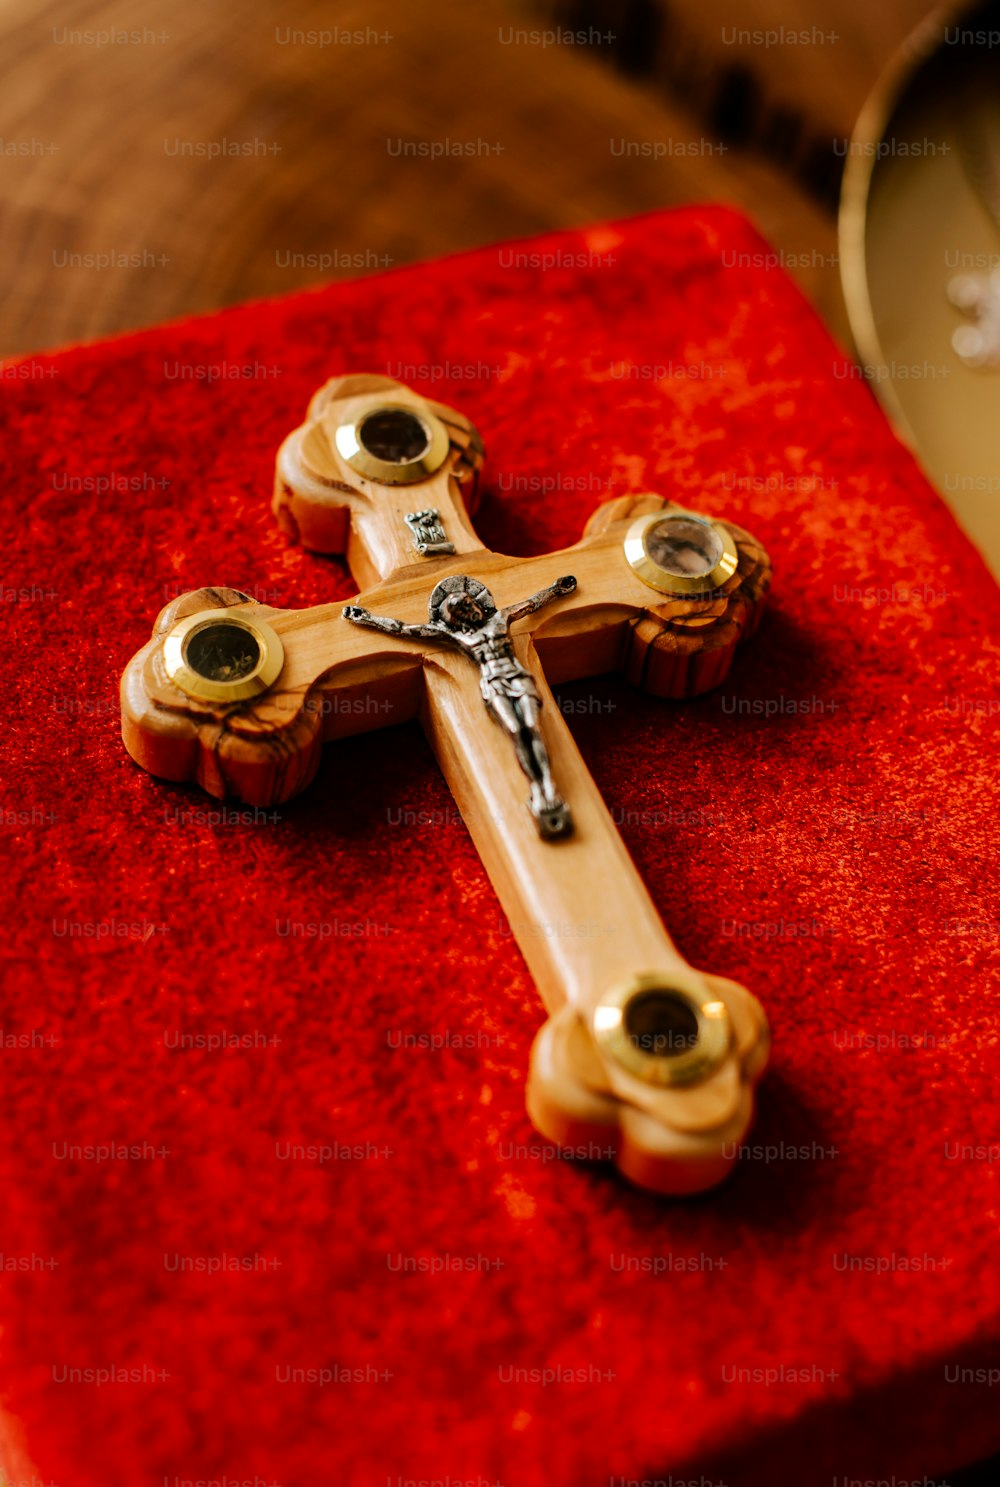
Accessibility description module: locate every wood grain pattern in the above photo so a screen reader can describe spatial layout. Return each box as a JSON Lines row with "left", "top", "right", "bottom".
{"left": 538, "top": 0, "right": 938, "bottom": 206}
{"left": 120, "top": 376, "right": 771, "bottom": 1194}
{"left": 0, "top": 0, "right": 846, "bottom": 357}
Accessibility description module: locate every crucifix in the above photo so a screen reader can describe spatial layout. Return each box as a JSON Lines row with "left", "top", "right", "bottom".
{"left": 344, "top": 571, "right": 579, "bottom": 838}
{"left": 121, "top": 374, "right": 772, "bottom": 1195}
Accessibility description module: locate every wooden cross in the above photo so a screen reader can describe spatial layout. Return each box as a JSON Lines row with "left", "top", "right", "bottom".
{"left": 121, "top": 374, "right": 772, "bottom": 1196}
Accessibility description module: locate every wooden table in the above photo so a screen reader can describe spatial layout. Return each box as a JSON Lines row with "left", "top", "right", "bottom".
{"left": 0, "top": 0, "right": 843, "bottom": 356}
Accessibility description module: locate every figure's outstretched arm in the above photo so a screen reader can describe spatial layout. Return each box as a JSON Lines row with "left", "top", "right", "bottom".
{"left": 502, "top": 574, "right": 577, "bottom": 626}
{"left": 342, "top": 605, "right": 452, "bottom": 644}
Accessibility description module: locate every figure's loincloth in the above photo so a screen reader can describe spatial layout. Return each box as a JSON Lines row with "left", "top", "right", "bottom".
{"left": 477, "top": 655, "right": 540, "bottom": 707}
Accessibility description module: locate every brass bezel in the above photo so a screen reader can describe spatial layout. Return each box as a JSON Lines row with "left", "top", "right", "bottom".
{"left": 592, "top": 974, "right": 732, "bottom": 1087}
{"left": 163, "top": 609, "right": 285, "bottom": 703}
{"left": 624, "top": 509, "right": 739, "bottom": 595}
{"left": 334, "top": 402, "right": 450, "bottom": 486}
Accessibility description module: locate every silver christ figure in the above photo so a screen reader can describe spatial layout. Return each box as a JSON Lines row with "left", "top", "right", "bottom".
{"left": 343, "top": 573, "right": 578, "bottom": 838}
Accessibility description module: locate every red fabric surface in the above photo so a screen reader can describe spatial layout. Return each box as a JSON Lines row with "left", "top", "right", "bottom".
{"left": 2, "top": 206, "right": 999, "bottom": 1487}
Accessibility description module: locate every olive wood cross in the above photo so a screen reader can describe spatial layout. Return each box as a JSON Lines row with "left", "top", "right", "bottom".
{"left": 121, "top": 374, "right": 772, "bottom": 1195}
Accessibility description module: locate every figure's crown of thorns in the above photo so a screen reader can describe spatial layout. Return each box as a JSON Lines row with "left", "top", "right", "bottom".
{"left": 428, "top": 573, "right": 496, "bottom": 622}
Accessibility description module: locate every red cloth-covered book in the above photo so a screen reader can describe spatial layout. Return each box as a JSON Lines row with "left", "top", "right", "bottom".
{"left": 1, "top": 206, "right": 999, "bottom": 1487}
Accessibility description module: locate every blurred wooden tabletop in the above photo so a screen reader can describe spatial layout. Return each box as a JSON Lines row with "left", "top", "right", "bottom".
{"left": 0, "top": 0, "right": 845, "bottom": 357}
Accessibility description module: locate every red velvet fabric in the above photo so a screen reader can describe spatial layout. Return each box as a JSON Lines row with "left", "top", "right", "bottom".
{"left": 2, "top": 206, "right": 999, "bottom": 1487}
